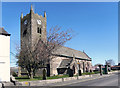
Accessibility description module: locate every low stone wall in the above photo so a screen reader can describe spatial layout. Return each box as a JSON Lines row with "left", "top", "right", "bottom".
{"left": 2, "top": 71, "right": 119, "bottom": 87}
{"left": 20, "top": 79, "right": 62, "bottom": 86}
{"left": 18, "top": 75, "right": 91, "bottom": 86}
{"left": 0, "top": 83, "right": 2, "bottom": 88}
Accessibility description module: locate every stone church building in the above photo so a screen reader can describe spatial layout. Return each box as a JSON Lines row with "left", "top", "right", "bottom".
{"left": 20, "top": 5, "right": 92, "bottom": 76}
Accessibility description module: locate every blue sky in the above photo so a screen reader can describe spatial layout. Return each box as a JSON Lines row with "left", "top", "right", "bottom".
{"left": 2, "top": 2, "right": 118, "bottom": 67}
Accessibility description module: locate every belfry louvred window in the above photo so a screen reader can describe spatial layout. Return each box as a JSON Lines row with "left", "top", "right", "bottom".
{"left": 37, "top": 27, "right": 42, "bottom": 34}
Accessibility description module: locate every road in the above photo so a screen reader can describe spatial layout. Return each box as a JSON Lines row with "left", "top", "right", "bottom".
{"left": 66, "top": 73, "right": 118, "bottom": 86}
{"left": 44, "top": 72, "right": 119, "bottom": 86}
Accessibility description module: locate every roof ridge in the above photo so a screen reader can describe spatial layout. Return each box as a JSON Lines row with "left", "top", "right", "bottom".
{"left": 62, "top": 46, "right": 83, "bottom": 53}
{"left": 54, "top": 45, "right": 92, "bottom": 60}
{"left": 83, "top": 51, "right": 91, "bottom": 59}
{"left": 0, "top": 27, "right": 10, "bottom": 36}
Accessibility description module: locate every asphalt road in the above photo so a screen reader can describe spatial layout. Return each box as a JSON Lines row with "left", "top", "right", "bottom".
{"left": 66, "top": 73, "right": 118, "bottom": 86}
{"left": 45, "top": 72, "right": 119, "bottom": 87}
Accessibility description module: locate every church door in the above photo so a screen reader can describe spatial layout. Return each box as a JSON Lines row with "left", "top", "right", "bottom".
{"left": 47, "top": 64, "right": 50, "bottom": 77}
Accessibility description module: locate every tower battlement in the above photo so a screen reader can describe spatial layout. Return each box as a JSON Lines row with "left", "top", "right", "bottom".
{"left": 20, "top": 5, "right": 47, "bottom": 48}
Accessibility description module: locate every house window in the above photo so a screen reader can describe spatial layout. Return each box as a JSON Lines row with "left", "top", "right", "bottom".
{"left": 37, "top": 27, "right": 42, "bottom": 34}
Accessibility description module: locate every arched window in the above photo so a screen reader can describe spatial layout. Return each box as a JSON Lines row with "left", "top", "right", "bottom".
{"left": 87, "top": 62, "right": 89, "bottom": 67}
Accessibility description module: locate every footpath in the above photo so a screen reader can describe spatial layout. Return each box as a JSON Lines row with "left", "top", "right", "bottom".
{"left": 1, "top": 70, "right": 119, "bottom": 87}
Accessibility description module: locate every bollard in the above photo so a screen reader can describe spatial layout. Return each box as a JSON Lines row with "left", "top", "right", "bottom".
{"left": 62, "top": 78, "right": 64, "bottom": 82}
{"left": 78, "top": 70, "right": 82, "bottom": 76}
{"left": 43, "top": 68, "right": 47, "bottom": 80}
{"left": 69, "top": 69, "right": 73, "bottom": 77}
{"left": 77, "top": 75, "right": 79, "bottom": 80}
{"left": 29, "top": 82, "right": 30, "bottom": 86}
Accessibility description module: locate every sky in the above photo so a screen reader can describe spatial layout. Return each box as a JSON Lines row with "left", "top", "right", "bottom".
{"left": 1, "top": 2, "right": 118, "bottom": 67}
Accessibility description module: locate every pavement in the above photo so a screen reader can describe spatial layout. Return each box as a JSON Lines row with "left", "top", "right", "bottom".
{"left": 56, "top": 73, "right": 118, "bottom": 86}
{"left": 42, "top": 72, "right": 118, "bottom": 86}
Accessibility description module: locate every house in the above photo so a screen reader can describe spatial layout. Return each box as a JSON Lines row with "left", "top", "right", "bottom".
{"left": 0, "top": 27, "right": 10, "bottom": 82}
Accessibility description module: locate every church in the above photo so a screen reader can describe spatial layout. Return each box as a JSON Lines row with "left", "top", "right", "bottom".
{"left": 19, "top": 5, "right": 92, "bottom": 76}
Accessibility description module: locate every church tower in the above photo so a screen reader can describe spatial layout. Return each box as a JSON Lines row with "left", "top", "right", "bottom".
{"left": 20, "top": 5, "right": 47, "bottom": 48}
{"left": 18, "top": 5, "right": 47, "bottom": 77}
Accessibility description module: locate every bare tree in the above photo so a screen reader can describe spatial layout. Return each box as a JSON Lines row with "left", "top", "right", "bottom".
{"left": 16, "top": 26, "right": 73, "bottom": 79}
{"left": 105, "top": 59, "right": 115, "bottom": 66}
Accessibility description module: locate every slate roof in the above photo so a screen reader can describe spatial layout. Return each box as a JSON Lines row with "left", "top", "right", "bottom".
{"left": 0, "top": 27, "right": 10, "bottom": 36}
{"left": 54, "top": 46, "right": 91, "bottom": 61}
{"left": 58, "top": 59, "right": 72, "bottom": 68}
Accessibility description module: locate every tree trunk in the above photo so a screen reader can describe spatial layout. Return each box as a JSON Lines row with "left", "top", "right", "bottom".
{"left": 33, "top": 69, "right": 36, "bottom": 77}
{"left": 27, "top": 70, "right": 31, "bottom": 78}
{"left": 30, "top": 68, "right": 34, "bottom": 79}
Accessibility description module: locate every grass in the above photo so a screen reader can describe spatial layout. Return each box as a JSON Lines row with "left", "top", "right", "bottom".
{"left": 15, "top": 74, "right": 69, "bottom": 82}
{"left": 94, "top": 71, "right": 100, "bottom": 74}
{"left": 111, "top": 70, "right": 119, "bottom": 72}
{"left": 15, "top": 76, "right": 42, "bottom": 81}
{"left": 47, "top": 74, "right": 69, "bottom": 79}
{"left": 81, "top": 71, "right": 99, "bottom": 75}
{"left": 15, "top": 72, "right": 100, "bottom": 82}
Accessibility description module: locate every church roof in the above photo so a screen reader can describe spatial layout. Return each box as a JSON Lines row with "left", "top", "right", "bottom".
{"left": 0, "top": 27, "right": 10, "bottom": 36}
{"left": 54, "top": 46, "right": 91, "bottom": 61}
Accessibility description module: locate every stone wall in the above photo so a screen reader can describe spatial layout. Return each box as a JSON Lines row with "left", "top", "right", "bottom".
{"left": 50, "top": 56, "right": 92, "bottom": 76}
{"left": 50, "top": 56, "right": 65, "bottom": 76}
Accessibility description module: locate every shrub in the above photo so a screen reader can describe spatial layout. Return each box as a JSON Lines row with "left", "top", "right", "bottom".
{"left": 12, "top": 71, "right": 18, "bottom": 77}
